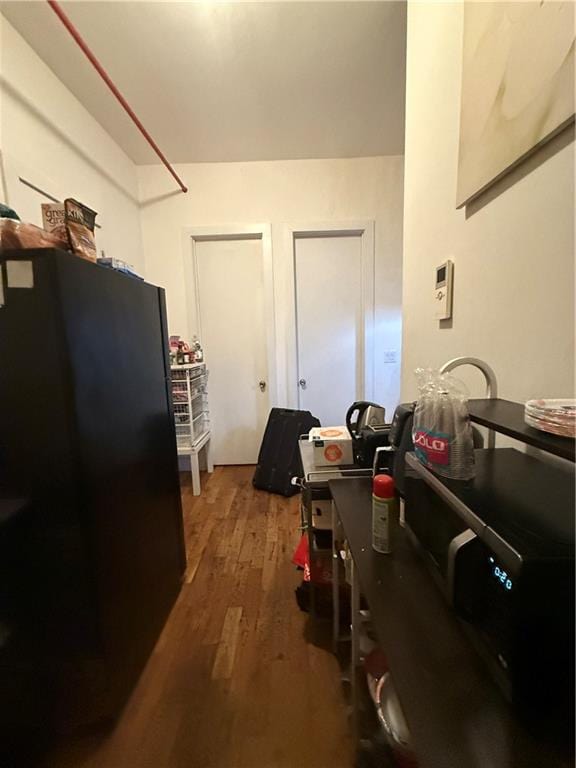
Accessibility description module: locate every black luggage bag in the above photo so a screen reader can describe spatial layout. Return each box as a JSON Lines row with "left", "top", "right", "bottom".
{"left": 252, "top": 408, "right": 320, "bottom": 496}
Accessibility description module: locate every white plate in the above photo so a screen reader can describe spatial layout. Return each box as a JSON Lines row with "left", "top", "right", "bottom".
{"left": 525, "top": 412, "right": 576, "bottom": 438}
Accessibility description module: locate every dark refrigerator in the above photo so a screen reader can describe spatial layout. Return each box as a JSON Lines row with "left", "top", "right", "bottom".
{"left": 0, "top": 249, "right": 185, "bottom": 740}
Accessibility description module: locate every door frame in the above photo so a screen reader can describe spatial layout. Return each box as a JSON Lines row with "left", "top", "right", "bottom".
{"left": 284, "top": 221, "right": 375, "bottom": 412}
{"left": 182, "top": 224, "right": 278, "bottom": 408}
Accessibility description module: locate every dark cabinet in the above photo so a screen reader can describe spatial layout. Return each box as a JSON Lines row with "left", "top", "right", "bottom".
{"left": 0, "top": 249, "right": 185, "bottom": 734}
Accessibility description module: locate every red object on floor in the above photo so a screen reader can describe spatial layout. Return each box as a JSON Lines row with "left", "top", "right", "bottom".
{"left": 292, "top": 534, "right": 333, "bottom": 584}
{"left": 292, "top": 534, "right": 311, "bottom": 581}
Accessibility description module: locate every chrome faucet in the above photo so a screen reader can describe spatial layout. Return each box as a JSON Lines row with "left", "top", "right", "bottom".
{"left": 439, "top": 357, "right": 498, "bottom": 449}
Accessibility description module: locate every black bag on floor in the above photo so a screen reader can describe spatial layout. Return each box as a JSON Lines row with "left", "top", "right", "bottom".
{"left": 252, "top": 408, "right": 320, "bottom": 496}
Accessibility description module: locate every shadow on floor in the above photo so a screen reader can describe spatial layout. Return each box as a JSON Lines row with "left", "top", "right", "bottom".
{"left": 0, "top": 718, "right": 110, "bottom": 768}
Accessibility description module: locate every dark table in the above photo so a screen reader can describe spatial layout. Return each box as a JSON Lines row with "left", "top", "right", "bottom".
{"left": 329, "top": 477, "right": 571, "bottom": 768}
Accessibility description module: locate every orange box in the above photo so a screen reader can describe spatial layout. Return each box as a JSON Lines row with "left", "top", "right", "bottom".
{"left": 309, "top": 426, "right": 353, "bottom": 466}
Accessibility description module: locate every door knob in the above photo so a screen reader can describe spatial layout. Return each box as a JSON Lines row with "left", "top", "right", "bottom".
{"left": 298, "top": 378, "right": 307, "bottom": 390}
{"left": 259, "top": 380, "right": 267, "bottom": 392}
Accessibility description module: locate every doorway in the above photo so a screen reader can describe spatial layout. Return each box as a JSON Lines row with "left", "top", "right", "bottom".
{"left": 186, "top": 226, "right": 275, "bottom": 465}
{"left": 286, "top": 223, "right": 375, "bottom": 426}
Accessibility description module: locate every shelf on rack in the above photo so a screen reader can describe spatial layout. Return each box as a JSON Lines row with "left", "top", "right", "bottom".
{"left": 468, "top": 398, "right": 575, "bottom": 462}
{"left": 170, "top": 364, "right": 210, "bottom": 462}
{"left": 191, "top": 429, "right": 210, "bottom": 448}
{"left": 176, "top": 429, "right": 210, "bottom": 451}
{"left": 170, "top": 363, "right": 206, "bottom": 371}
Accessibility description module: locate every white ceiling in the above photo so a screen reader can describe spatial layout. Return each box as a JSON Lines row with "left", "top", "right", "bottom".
{"left": 1, "top": 1, "right": 406, "bottom": 165}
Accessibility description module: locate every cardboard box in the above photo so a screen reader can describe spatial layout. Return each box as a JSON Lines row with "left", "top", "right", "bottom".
{"left": 309, "top": 426, "right": 353, "bottom": 466}
{"left": 41, "top": 203, "right": 66, "bottom": 238}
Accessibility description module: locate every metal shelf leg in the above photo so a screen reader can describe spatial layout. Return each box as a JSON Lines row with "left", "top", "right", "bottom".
{"left": 350, "top": 557, "right": 361, "bottom": 746}
{"left": 190, "top": 452, "right": 201, "bottom": 496}
{"left": 332, "top": 500, "right": 340, "bottom": 652}
{"left": 206, "top": 439, "right": 214, "bottom": 473}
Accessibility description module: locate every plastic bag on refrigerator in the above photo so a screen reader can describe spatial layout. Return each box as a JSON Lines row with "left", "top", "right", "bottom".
{"left": 412, "top": 368, "right": 475, "bottom": 480}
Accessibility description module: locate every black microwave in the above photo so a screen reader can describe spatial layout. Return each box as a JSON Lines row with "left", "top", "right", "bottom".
{"left": 404, "top": 448, "right": 574, "bottom": 745}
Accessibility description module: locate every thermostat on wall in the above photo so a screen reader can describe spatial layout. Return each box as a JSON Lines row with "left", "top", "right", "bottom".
{"left": 434, "top": 260, "right": 453, "bottom": 321}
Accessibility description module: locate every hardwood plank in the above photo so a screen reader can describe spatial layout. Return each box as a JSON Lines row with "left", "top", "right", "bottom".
{"left": 212, "top": 606, "right": 243, "bottom": 680}
{"left": 37, "top": 466, "right": 353, "bottom": 768}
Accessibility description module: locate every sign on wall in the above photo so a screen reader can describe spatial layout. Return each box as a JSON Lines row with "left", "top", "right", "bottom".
{"left": 457, "top": 1, "right": 575, "bottom": 208}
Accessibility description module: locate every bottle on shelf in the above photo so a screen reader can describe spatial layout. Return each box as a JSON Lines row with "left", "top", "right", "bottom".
{"left": 192, "top": 335, "right": 204, "bottom": 363}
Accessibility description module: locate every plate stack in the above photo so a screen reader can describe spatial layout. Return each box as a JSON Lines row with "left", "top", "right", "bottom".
{"left": 524, "top": 399, "right": 576, "bottom": 438}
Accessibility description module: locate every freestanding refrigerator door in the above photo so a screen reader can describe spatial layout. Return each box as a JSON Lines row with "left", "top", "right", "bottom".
{"left": 54, "top": 251, "right": 185, "bottom": 711}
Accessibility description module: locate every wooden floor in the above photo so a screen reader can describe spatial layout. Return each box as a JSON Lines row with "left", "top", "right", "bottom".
{"left": 41, "top": 465, "right": 353, "bottom": 768}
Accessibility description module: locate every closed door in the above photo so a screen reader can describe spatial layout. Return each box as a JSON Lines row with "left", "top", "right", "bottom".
{"left": 294, "top": 234, "right": 363, "bottom": 426}
{"left": 195, "top": 237, "right": 270, "bottom": 464}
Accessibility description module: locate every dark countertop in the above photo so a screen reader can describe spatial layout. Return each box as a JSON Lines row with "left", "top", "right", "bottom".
{"left": 329, "top": 477, "right": 571, "bottom": 768}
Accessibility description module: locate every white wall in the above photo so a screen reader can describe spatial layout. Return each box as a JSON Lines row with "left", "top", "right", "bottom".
{"left": 0, "top": 16, "right": 143, "bottom": 271}
{"left": 402, "top": 2, "right": 574, "bottom": 407}
{"left": 138, "top": 156, "right": 404, "bottom": 414}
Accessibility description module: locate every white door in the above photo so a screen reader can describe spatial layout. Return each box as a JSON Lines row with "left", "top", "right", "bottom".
{"left": 294, "top": 233, "right": 364, "bottom": 426}
{"left": 195, "top": 237, "right": 270, "bottom": 465}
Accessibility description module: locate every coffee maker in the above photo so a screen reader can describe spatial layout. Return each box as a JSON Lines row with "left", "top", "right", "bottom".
{"left": 346, "top": 400, "right": 389, "bottom": 468}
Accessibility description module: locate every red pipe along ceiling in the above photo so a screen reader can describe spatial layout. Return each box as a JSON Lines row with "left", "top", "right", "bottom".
{"left": 47, "top": 0, "right": 188, "bottom": 194}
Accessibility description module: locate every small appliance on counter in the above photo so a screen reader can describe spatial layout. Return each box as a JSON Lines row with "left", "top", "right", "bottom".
{"left": 404, "top": 448, "right": 575, "bottom": 745}
{"left": 373, "top": 402, "right": 416, "bottom": 487}
{"left": 347, "top": 401, "right": 387, "bottom": 431}
{"left": 384, "top": 389, "right": 574, "bottom": 743}
{"left": 346, "top": 400, "right": 389, "bottom": 468}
